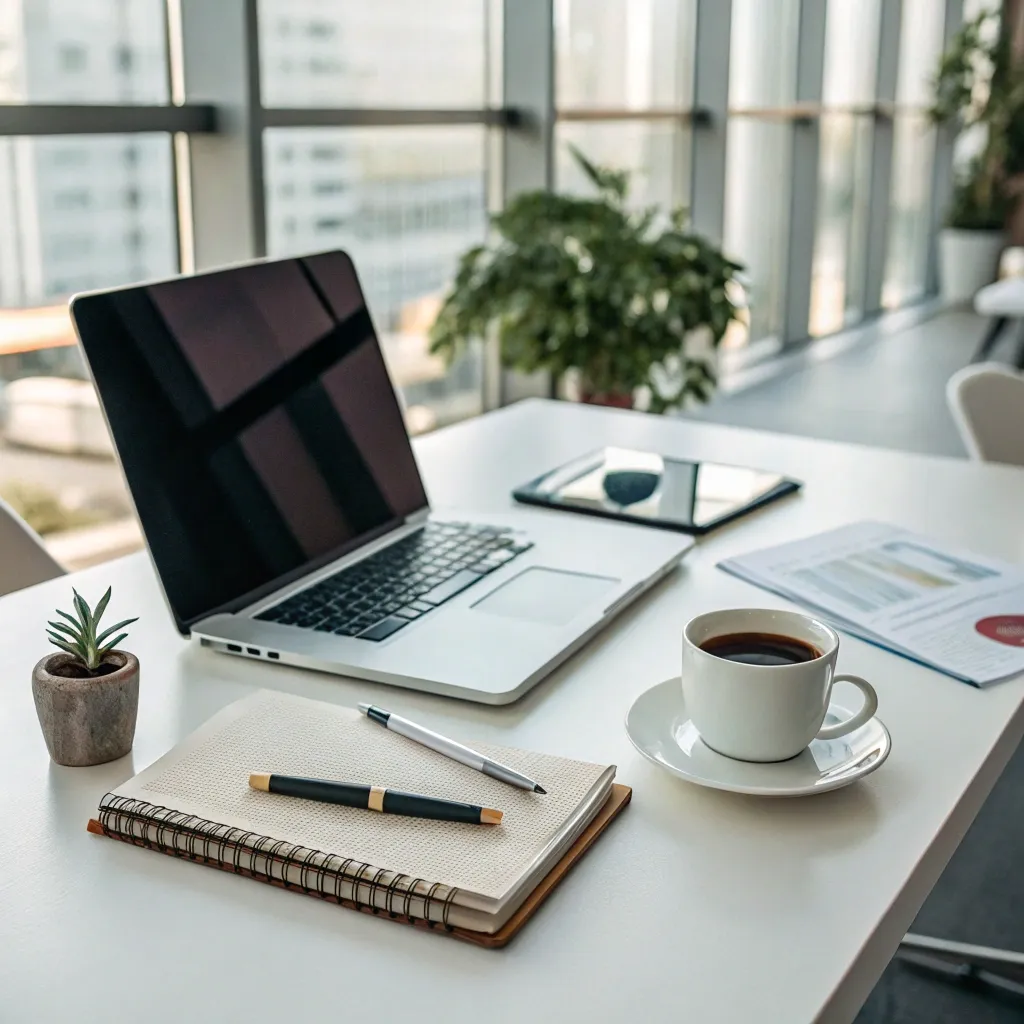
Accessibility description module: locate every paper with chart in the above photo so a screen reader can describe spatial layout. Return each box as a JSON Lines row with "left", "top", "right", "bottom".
{"left": 719, "top": 521, "right": 1024, "bottom": 686}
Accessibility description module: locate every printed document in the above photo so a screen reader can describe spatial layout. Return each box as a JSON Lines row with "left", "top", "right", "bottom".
{"left": 719, "top": 521, "right": 1024, "bottom": 686}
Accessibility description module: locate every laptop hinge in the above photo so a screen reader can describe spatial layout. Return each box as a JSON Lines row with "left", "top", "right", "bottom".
{"left": 405, "top": 508, "right": 430, "bottom": 526}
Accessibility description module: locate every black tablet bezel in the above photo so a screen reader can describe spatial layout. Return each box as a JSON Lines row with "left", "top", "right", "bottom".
{"left": 512, "top": 449, "right": 802, "bottom": 536}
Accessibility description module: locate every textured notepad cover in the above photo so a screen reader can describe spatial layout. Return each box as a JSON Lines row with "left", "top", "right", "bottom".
{"left": 87, "top": 690, "right": 629, "bottom": 945}
{"left": 104, "top": 690, "right": 611, "bottom": 902}
{"left": 88, "top": 783, "right": 631, "bottom": 948}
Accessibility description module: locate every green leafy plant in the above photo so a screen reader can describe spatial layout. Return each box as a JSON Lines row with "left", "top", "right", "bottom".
{"left": 931, "top": 8, "right": 1024, "bottom": 229}
{"left": 430, "top": 146, "right": 744, "bottom": 413}
{"left": 947, "top": 157, "right": 1009, "bottom": 230}
{"left": 46, "top": 587, "right": 138, "bottom": 674}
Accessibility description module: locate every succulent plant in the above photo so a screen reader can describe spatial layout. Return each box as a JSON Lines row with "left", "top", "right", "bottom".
{"left": 46, "top": 587, "right": 138, "bottom": 675}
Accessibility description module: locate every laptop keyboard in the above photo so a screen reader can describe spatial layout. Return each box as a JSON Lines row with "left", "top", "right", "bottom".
{"left": 255, "top": 521, "right": 533, "bottom": 642}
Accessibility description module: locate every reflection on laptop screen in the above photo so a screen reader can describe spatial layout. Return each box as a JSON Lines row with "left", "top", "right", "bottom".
{"left": 72, "top": 250, "right": 428, "bottom": 631}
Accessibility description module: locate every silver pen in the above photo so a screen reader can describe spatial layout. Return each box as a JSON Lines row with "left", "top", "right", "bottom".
{"left": 357, "top": 703, "right": 547, "bottom": 794}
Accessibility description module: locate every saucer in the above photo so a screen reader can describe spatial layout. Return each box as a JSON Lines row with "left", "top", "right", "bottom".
{"left": 625, "top": 677, "right": 891, "bottom": 797}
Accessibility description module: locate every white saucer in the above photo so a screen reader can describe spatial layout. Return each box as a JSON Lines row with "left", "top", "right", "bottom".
{"left": 625, "top": 677, "right": 891, "bottom": 797}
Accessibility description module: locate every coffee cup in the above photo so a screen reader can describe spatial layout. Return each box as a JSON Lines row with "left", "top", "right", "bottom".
{"left": 681, "top": 608, "right": 878, "bottom": 763}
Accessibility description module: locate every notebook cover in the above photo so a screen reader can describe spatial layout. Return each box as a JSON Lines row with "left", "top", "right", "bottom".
{"left": 87, "top": 782, "right": 631, "bottom": 949}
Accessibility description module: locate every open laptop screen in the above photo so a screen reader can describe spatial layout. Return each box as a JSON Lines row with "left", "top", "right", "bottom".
{"left": 71, "top": 250, "right": 429, "bottom": 633}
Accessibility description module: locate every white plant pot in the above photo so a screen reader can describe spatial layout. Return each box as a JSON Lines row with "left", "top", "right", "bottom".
{"left": 939, "top": 228, "right": 1005, "bottom": 304}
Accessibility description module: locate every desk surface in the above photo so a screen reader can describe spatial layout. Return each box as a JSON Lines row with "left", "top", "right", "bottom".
{"left": 3, "top": 399, "right": 1024, "bottom": 1024}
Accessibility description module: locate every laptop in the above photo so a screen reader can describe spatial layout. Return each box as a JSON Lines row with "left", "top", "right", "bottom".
{"left": 70, "top": 251, "right": 692, "bottom": 704}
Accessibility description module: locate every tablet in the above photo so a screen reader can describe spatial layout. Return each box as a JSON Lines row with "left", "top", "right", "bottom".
{"left": 512, "top": 447, "right": 801, "bottom": 536}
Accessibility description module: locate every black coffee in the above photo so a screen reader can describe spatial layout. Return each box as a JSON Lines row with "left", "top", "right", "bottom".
{"left": 699, "top": 631, "right": 821, "bottom": 666}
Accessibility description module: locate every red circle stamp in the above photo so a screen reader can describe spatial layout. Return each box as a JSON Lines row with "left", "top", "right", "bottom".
{"left": 975, "top": 616, "right": 1024, "bottom": 647}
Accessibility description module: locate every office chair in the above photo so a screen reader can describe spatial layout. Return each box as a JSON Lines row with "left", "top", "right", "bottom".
{"left": 947, "top": 362, "right": 1024, "bottom": 468}
{"left": 973, "top": 279, "right": 1024, "bottom": 369}
{"left": 894, "top": 365, "right": 1024, "bottom": 998}
{"left": 0, "top": 495, "right": 64, "bottom": 597}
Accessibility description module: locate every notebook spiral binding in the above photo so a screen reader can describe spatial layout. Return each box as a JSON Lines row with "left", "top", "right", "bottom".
{"left": 96, "top": 793, "right": 461, "bottom": 929}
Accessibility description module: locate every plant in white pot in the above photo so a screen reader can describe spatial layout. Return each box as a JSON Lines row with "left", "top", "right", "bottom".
{"left": 33, "top": 587, "right": 139, "bottom": 767}
{"left": 931, "top": 9, "right": 1024, "bottom": 302}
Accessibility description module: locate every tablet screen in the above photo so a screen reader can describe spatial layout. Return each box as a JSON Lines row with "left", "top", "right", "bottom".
{"left": 514, "top": 447, "right": 799, "bottom": 532}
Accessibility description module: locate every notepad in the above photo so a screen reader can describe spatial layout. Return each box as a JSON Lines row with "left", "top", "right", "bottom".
{"left": 88, "top": 690, "right": 628, "bottom": 945}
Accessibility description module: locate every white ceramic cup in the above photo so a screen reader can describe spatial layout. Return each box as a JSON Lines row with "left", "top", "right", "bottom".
{"left": 681, "top": 608, "right": 878, "bottom": 763}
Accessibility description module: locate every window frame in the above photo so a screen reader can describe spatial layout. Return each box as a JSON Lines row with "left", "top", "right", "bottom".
{"left": 0, "top": 0, "right": 964, "bottom": 399}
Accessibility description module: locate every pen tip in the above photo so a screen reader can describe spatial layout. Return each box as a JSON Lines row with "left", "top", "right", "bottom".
{"left": 534, "top": 785, "right": 547, "bottom": 795}
{"left": 356, "top": 703, "right": 371, "bottom": 714}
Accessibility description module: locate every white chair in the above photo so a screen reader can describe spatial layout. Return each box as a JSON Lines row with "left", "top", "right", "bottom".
{"left": 972, "top": 278, "right": 1024, "bottom": 367}
{"left": 0, "top": 496, "right": 65, "bottom": 597}
{"left": 947, "top": 363, "right": 1024, "bottom": 467}
{"left": 897, "top": 363, "right": 1024, "bottom": 999}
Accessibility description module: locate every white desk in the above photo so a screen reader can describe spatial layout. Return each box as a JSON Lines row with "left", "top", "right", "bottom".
{"left": 3, "top": 399, "right": 1024, "bottom": 1023}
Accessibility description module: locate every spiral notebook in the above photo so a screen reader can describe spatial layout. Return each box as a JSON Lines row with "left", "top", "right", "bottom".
{"left": 87, "top": 690, "right": 629, "bottom": 947}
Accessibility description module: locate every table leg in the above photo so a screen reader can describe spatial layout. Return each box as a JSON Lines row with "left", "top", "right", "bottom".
{"left": 973, "top": 317, "right": 1009, "bottom": 362}
{"left": 898, "top": 933, "right": 1024, "bottom": 999}
{"left": 1014, "top": 320, "right": 1024, "bottom": 369}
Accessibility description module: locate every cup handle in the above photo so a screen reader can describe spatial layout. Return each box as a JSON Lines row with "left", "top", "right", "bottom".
{"left": 815, "top": 675, "right": 878, "bottom": 740}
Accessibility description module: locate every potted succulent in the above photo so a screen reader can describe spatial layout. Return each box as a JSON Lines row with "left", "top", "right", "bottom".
{"left": 32, "top": 587, "right": 139, "bottom": 767}
{"left": 931, "top": 8, "right": 1024, "bottom": 301}
{"left": 430, "top": 146, "right": 743, "bottom": 413}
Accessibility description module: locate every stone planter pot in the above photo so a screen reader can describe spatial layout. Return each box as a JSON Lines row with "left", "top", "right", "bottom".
{"left": 32, "top": 651, "right": 139, "bottom": 766}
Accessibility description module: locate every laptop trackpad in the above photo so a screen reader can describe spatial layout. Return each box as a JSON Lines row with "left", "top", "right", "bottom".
{"left": 471, "top": 567, "right": 618, "bottom": 626}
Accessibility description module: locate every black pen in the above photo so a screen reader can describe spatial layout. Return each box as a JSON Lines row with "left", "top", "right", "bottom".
{"left": 248, "top": 772, "right": 503, "bottom": 825}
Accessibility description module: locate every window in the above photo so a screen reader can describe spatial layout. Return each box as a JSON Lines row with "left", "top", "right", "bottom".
{"left": 809, "top": 0, "right": 882, "bottom": 337}
{"left": 258, "top": 0, "right": 489, "bottom": 108}
{"left": 3, "top": 1, "right": 169, "bottom": 103}
{"left": 114, "top": 45, "right": 133, "bottom": 73}
{"left": 0, "top": 1, "right": 965, "bottom": 567}
{"left": 59, "top": 44, "right": 88, "bottom": 72}
{"left": 554, "top": 2, "right": 696, "bottom": 221}
{"left": 556, "top": 121, "right": 690, "bottom": 211}
{"left": 555, "top": 0, "right": 695, "bottom": 110}
{"left": 264, "top": 125, "right": 488, "bottom": 431}
{"left": 0, "top": 132, "right": 175, "bottom": 564}
{"left": 53, "top": 235, "right": 92, "bottom": 259}
{"left": 883, "top": 0, "right": 947, "bottom": 308}
{"left": 54, "top": 189, "right": 92, "bottom": 210}
{"left": 49, "top": 147, "right": 87, "bottom": 167}
{"left": 811, "top": 114, "right": 874, "bottom": 335}
{"left": 0, "top": 134, "right": 175, "bottom": 309}
{"left": 724, "top": 0, "right": 801, "bottom": 349}
{"left": 315, "top": 216, "right": 346, "bottom": 232}
{"left": 309, "top": 58, "right": 343, "bottom": 75}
